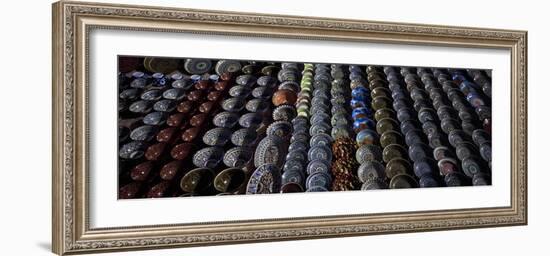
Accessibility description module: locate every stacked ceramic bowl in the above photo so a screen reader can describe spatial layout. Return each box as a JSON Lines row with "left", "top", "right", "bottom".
{"left": 329, "top": 64, "right": 359, "bottom": 191}
{"left": 118, "top": 62, "right": 230, "bottom": 198}
{"left": 280, "top": 63, "right": 315, "bottom": 193}
{"left": 434, "top": 69, "right": 491, "bottom": 185}
{"left": 377, "top": 67, "right": 418, "bottom": 188}
{"left": 247, "top": 62, "right": 300, "bottom": 194}
{"left": 405, "top": 68, "right": 464, "bottom": 187}
{"left": 399, "top": 67, "right": 446, "bottom": 188}
{"left": 303, "top": 64, "right": 334, "bottom": 192}
{"left": 353, "top": 66, "right": 390, "bottom": 190}
{"left": 207, "top": 70, "right": 270, "bottom": 195}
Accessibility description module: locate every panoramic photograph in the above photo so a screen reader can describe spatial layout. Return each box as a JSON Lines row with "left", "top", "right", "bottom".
{"left": 117, "top": 56, "right": 492, "bottom": 199}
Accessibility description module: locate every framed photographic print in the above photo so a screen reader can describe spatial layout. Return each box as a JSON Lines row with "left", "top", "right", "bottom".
{"left": 52, "top": 1, "right": 527, "bottom": 255}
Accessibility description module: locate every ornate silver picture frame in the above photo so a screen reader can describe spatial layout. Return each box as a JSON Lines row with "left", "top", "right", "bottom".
{"left": 52, "top": 1, "right": 527, "bottom": 255}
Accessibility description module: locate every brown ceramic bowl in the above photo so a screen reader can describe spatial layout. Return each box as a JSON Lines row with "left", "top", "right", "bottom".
{"left": 145, "top": 142, "right": 167, "bottom": 161}
{"left": 272, "top": 89, "right": 297, "bottom": 106}
{"left": 160, "top": 160, "right": 183, "bottom": 180}
{"left": 170, "top": 143, "right": 194, "bottom": 160}
{"left": 130, "top": 161, "right": 153, "bottom": 181}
